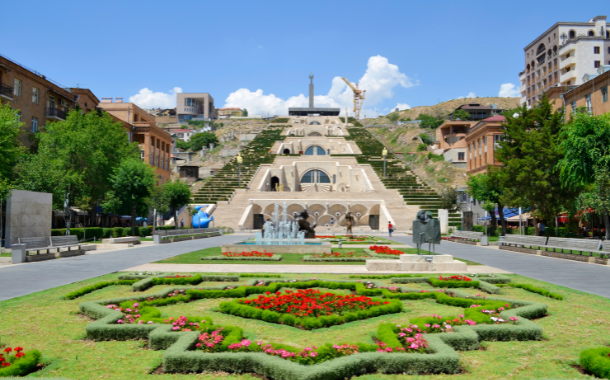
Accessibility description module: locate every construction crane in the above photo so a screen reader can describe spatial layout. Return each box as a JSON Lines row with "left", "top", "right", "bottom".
{"left": 341, "top": 77, "right": 366, "bottom": 119}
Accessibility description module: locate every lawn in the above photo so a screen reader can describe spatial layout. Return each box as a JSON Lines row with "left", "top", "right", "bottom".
{"left": 155, "top": 247, "right": 481, "bottom": 265}
{"left": 0, "top": 272, "right": 607, "bottom": 379}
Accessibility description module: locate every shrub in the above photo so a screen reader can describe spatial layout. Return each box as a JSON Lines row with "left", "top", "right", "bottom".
{"left": 416, "top": 143, "right": 428, "bottom": 152}
{"left": 51, "top": 227, "right": 104, "bottom": 241}
{"left": 64, "top": 279, "right": 138, "bottom": 300}
{"left": 496, "top": 283, "right": 563, "bottom": 300}
{"left": 0, "top": 349, "right": 42, "bottom": 377}
{"left": 580, "top": 347, "right": 610, "bottom": 379}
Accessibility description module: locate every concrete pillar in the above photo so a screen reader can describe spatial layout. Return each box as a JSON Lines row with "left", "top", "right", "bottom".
{"left": 438, "top": 209, "right": 449, "bottom": 234}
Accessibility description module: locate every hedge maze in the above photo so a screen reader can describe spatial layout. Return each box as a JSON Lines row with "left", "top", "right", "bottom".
{"left": 74, "top": 273, "right": 549, "bottom": 379}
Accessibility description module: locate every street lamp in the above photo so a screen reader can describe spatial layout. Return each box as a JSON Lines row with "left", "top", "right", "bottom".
{"left": 236, "top": 154, "right": 243, "bottom": 187}
{"left": 382, "top": 148, "right": 388, "bottom": 178}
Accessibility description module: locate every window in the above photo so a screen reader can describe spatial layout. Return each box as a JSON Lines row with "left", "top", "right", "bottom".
{"left": 595, "top": 61, "right": 601, "bottom": 68}
{"left": 301, "top": 170, "right": 330, "bottom": 184}
{"left": 304, "top": 145, "right": 326, "bottom": 155}
{"left": 571, "top": 101, "right": 576, "bottom": 113}
{"left": 32, "top": 87, "right": 39, "bottom": 104}
{"left": 585, "top": 94, "right": 592, "bottom": 112}
{"left": 594, "top": 46, "right": 600, "bottom": 54}
{"left": 603, "top": 87, "right": 609, "bottom": 103}
{"left": 31, "top": 117, "right": 38, "bottom": 133}
{"left": 13, "top": 79, "right": 21, "bottom": 97}
{"left": 458, "top": 152, "right": 465, "bottom": 161}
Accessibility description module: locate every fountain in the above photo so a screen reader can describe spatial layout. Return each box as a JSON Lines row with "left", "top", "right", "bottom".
{"left": 221, "top": 203, "right": 332, "bottom": 254}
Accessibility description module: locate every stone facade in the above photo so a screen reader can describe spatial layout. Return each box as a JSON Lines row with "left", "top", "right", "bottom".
{"left": 6, "top": 190, "right": 52, "bottom": 247}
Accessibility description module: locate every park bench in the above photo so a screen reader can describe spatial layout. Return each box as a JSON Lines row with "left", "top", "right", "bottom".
{"left": 449, "top": 230, "right": 488, "bottom": 246}
{"left": 541, "top": 237, "right": 601, "bottom": 256}
{"left": 101, "top": 236, "right": 141, "bottom": 245}
{"left": 18, "top": 237, "right": 53, "bottom": 255}
{"left": 499, "top": 235, "right": 548, "bottom": 254}
{"left": 12, "top": 235, "right": 95, "bottom": 263}
{"left": 50, "top": 235, "right": 95, "bottom": 257}
{"left": 153, "top": 228, "right": 221, "bottom": 244}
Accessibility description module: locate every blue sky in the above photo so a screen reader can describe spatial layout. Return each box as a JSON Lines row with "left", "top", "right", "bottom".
{"left": 2, "top": 0, "right": 608, "bottom": 116}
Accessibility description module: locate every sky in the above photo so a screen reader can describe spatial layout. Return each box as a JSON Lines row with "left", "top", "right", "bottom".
{"left": 2, "top": 0, "right": 609, "bottom": 117}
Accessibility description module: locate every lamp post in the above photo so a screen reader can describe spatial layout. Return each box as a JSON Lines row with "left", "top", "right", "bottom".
{"left": 236, "top": 154, "right": 243, "bottom": 187}
{"left": 382, "top": 148, "right": 387, "bottom": 178}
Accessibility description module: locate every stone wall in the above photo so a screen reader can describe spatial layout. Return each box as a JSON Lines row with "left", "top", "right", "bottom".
{"left": 6, "top": 190, "right": 52, "bottom": 247}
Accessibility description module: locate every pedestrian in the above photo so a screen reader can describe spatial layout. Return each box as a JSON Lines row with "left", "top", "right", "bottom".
{"left": 388, "top": 221, "right": 394, "bottom": 237}
{"left": 345, "top": 212, "right": 354, "bottom": 236}
{"left": 180, "top": 219, "right": 184, "bottom": 228}
{"left": 538, "top": 221, "right": 545, "bottom": 236}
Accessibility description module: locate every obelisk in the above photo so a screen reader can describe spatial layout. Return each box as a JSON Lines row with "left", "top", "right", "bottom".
{"left": 309, "top": 73, "right": 314, "bottom": 109}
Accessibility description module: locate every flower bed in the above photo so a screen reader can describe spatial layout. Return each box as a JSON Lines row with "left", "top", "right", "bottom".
{"left": 0, "top": 346, "right": 42, "bottom": 377}
{"left": 369, "top": 245, "right": 404, "bottom": 255}
{"left": 311, "top": 251, "right": 370, "bottom": 258}
{"left": 438, "top": 275, "right": 472, "bottom": 282}
{"left": 429, "top": 276, "right": 480, "bottom": 289}
{"left": 223, "top": 251, "right": 273, "bottom": 257}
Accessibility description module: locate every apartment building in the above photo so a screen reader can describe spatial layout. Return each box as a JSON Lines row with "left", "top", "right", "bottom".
{"left": 549, "top": 65, "right": 610, "bottom": 115}
{"left": 98, "top": 98, "right": 172, "bottom": 184}
{"left": 520, "top": 15, "right": 610, "bottom": 107}
{"left": 450, "top": 103, "right": 504, "bottom": 121}
{"left": 176, "top": 93, "right": 216, "bottom": 122}
{"left": 434, "top": 120, "right": 475, "bottom": 169}
{"left": 465, "top": 116, "right": 506, "bottom": 175}
{"left": 0, "top": 53, "right": 77, "bottom": 147}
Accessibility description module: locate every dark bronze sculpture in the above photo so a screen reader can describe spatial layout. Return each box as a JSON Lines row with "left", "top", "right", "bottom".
{"left": 412, "top": 210, "right": 441, "bottom": 253}
{"left": 296, "top": 210, "right": 316, "bottom": 238}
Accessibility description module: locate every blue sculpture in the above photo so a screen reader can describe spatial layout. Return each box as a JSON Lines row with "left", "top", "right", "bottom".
{"left": 192, "top": 206, "right": 214, "bottom": 228}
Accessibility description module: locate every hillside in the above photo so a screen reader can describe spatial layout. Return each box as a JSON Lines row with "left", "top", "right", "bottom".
{"left": 362, "top": 97, "right": 521, "bottom": 125}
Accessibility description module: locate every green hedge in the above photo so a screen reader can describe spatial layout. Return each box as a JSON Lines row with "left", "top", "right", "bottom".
{"left": 0, "top": 350, "right": 42, "bottom": 377}
{"left": 133, "top": 274, "right": 240, "bottom": 291}
{"left": 64, "top": 279, "right": 138, "bottom": 300}
{"left": 51, "top": 226, "right": 153, "bottom": 240}
{"left": 202, "top": 255, "right": 282, "bottom": 261}
{"left": 428, "top": 277, "right": 480, "bottom": 289}
{"left": 496, "top": 283, "right": 563, "bottom": 300}
{"left": 580, "top": 347, "right": 610, "bottom": 379}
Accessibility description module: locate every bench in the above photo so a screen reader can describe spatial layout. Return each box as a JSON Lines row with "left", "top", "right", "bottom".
{"left": 101, "top": 236, "right": 141, "bottom": 245}
{"left": 450, "top": 230, "right": 488, "bottom": 246}
{"left": 18, "top": 237, "right": 53, "bottom": 255}
{"left": 153, "top": 228, "right": 222, "bottom": 244}
{"left": 541, "top": 237, "right": 601, "bottom": 256}
{"left": 499, "top": 235, "right": 548, "bottom": 254}
{"left": 50, "top": 235, "right": 95, "bottom": 257}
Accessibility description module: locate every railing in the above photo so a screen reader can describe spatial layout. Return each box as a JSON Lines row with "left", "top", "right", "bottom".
{"left": 0, "top": 83, "right": 13, "bottom": 98}
{"left": 46, "top": 107, "right": 67, "bottom": 120}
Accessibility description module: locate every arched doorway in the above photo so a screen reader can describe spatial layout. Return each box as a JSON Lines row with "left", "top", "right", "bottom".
{"left": 309, "top": 121, "right": 321, "bottom": 125}
{"left": 283, "top": 148, "right": 290, "bottom": 154}
{"left": 308, "top": 131, "right": 322, "bottom": 136}
{"left": 270, "top": 176, "right": 280, "bottom": 191}
{"left": 301, "top": 170, "right": 330, "bottom": 184}
{"left": 304, "top": 145, "right": 326, "bottom": 155}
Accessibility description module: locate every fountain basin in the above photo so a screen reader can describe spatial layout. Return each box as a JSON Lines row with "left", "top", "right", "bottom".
{"left": 222, "top": 240, "right": 332, "bottom": 254}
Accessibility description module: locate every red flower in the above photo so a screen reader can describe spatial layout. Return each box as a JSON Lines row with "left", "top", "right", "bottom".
{"left": 14, "top": 347, "right": 23, "bottom": 353}
{"left": 15, "top": 352, "right": 25, "bottom": 359}
{"left": 3, "top": 348, "right": 11, "bottom": 354}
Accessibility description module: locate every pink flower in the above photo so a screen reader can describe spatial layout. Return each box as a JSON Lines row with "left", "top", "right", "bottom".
{"left": 117, "top": 319, "right": 123, "bottom": 324}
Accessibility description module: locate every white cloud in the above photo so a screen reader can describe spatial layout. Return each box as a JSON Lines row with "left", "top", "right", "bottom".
{"left": 499, "top": 83, "right": 520, "bottom": 97}
{"left": 394, "top": 103, "right": 411, "bottom": 111}
{"left": 223, "top": 55, "right": 417, "bottom": 117}
{"left": 129, "top": 87, "right": 183, "bottom": 109}
{"left": 457, "top": 92, "right": 476, "bottom": 99}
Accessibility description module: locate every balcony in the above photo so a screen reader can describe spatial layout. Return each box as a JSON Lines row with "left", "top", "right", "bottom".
{"left": 0, "top": 83, "right": 13, "bottom": 101}
{"left": 560, "top": 55, "right": 576, "bottom": 69}
{"left": 46, "top": 107, "right": 67, "bottom": 120}
{"left": 560, "top": 70, "right": 577, "bottom": 84}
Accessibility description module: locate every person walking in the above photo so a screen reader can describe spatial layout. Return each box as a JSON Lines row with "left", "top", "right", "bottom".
{"left": 180, "top": 219, "right": 185, "bottom": 228}
{"left": 538, "top": 221, "right": 545, "bottom": 236}
{"left": 345, "top": 212, "right": 354, "bottom": 236}
{"left": 388, "top": 221, "right": 394, "bottom": 237}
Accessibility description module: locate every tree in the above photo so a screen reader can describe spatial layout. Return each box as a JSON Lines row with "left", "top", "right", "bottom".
{"left": 14, "top": 110, "right": 138, "bottom": 213}
{"left": 557, "top": 112, "right": 610, "bottom": 238}
{"left": 242, "top": 109, "right": 248, "bottom": 117}
{"left": 176, "top": 139, "right": 190, "bottom": 151}
{"left": 148, "top": 184, "right": 170, "bottom": 232}
{"left": 163, "top": 179, "right": 192, "bottom": 229}
{"left": 419, "top": 133, "right": 434, "bottom": 145}
{"left": 387, "top": 112, "right": 400, "bottom": 125}
{"left": 467, "top": 168, "right": 507, "bottom": 234}
{"left": 188, "top": 132, "right": 219, "bottom": 151}
{"left": 496, "top": 95, "right": 577, "bottom": 235}
{"left": 576, "top": 168, "right": 610, "bottom": 237}
{"left": 453, "top": 109, "right": 471, "bottom": 121}
{"left": 0, "top": 104, "right": 25, "bottom": 182}
{"left": 439, "top": 187, "right": 459, "bottom": 213}
{"left": 416, "top": 143, "right": 428, "bottom": 152}
{"left": 108, "top": 158, "right": 156, "bottom": 236}
{"left": 418, "top": 114, "right": 444, "bottom": 129}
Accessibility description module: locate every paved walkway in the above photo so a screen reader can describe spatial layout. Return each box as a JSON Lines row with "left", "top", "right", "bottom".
{"left": 0, "top": 233, "right": 246, "bottom": 301}
{"left": 388, "top": 234, "right": 610, "bottom": 299}
{"left": 122, "top": 263, "right": 508, "bottom": 275}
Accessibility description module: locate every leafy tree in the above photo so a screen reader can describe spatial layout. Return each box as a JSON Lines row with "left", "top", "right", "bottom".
{"left": 419, "top": 133, "right": 434, "bottom": 145}
{"left": 496, "top": 95, "right": 577, "bottom": 235}
{"left": 176, "top": 139, "right": 190, "bottom": 151}
{"left": 453, "top": 109, "right": 471, "bottom": 121}
{"left": 188, "top": 132, "right": 219, "bottom": 151}
{"left": 439, "top": 187, "right": 459, "bottom": 213}
{"left": 418, "top": 114, "right": 444, "bottom": 129}
{"left": 416, "top": 143, "right": 428, "bottom": 152}
{"left": 14, "top": 110, "right": 138, "bottom": 212}
{"left": 163, "top": 179, "right": 192, "bottom": 229}
{"left": 576, "top": 168, "right": 610, "bottom": 236}
{"left": 107, "top": 158, "right": 156, "bottom": 236}
{"left": 467, "top": 168, "right": 507, "bottom": 234}
{"left": 147, "top": 184, "right": 170, "bottom": 232}
{"left": 557, "top": 112, "right": 610, "bottom": 238}
{"left": 242, "top": 109, "right": 248, "bottom": 117}
{"left": 387, "top": 113, "right": 400, "bottom": 124}
{"left": 0, "top": 104, "right": 25, "bottom": 182}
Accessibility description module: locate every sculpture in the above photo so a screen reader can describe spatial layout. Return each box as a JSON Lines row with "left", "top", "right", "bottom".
{"left": 296, "top": 210, "right": 316, "bottom": 238}
{"left": 191, "top": 206, "right": 214, "bottom": 228}
{"left": 345, "top": 212, "right": 354, "bottom": 236}
{"left": 412, "top": 210, "right": 441, "bottom": 254}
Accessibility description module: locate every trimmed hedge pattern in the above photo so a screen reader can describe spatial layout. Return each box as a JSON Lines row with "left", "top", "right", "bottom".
{"left": 64, "top": 279, "right": 138, "bottom": 300}
{"left": 77, "top": 275, "right": 549, "bottom": 379}
{"left": 580, "top": 347, "right": 610, "bottom": 379}
{"left": 203, "top": 255, "right": 282, "bottom": 261}
{"left": 496, "top": 283, "right": 563, "bottom": 300}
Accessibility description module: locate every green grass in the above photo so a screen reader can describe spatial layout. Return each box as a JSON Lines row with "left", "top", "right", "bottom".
{"left": 1, "top": 252, "right": 10, "bottom": 257}
{"left": 0, "top": 272, "right": 607, "bottom": 379}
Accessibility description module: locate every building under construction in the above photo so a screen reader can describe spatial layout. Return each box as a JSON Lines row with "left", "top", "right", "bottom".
{"left": 288, "top": 74, "right": 340, "bottom": 116}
